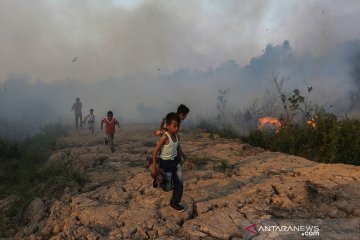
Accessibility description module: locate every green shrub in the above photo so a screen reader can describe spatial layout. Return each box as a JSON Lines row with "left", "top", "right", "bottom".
{"left": 0, "top": 123, "right": 87, "bottom": 237}
{"left": 191, "top": 154, "right": 211, "bottom": 167}
{"left": 245, "top": 110, "right": 360, "bottom": 166}
{"left": 218, "top": 159, "right": 230, "bottom": 171}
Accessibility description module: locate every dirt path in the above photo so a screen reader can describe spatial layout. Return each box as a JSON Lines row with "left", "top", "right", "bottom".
{"left": 16, "top": 124, "right": 360, "bottom": 239}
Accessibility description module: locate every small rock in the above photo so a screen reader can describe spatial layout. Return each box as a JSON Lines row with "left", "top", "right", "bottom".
{"left": 245, "top": 197, "right": 253, "bottom": 204}
{"left": 156, "top": 226, "right": 172, "bottom": 236}
{"left": 242, "top": 144, "right": 251, "bottom": 150}
{"left": 147, "top": 230, "right": 158, "bottom": 238}
{"left": 176, "top": 219, "right": 185, "bottom": 226}
{"left": 41, "top": 227, "right": 51, "bottom": 236}
{"left": 327, "top": 208, "right": 338, "bottom": 218}
{"left": 203, "top": 172, "right": 213, "bottom": 179}
{"left": 237, "top": 203, "right": 244, "bottom": 209}
{"left": 335, "top": 209, "right": 347, "bottom": 218}
{"left": 53, "top": 224, "right": 62, "bottom": 234}
{"left": 260, "top": 214, "right": 272, "bottom": 219}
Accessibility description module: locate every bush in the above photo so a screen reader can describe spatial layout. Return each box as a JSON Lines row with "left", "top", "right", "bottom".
{"left": 245, "top": 110, "right": 360, "bottom": 166}
{"left": 218, "top": 159, "right": 231, "bottom": 171}
{"left": 0, "top": 123, "right": 87, "bottom": 237}
{"left": 191, "top": 153, "right": 211, "bottom": 167}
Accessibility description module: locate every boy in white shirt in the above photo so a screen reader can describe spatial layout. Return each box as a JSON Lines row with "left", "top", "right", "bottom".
{"left": 151, "top": 112, "right": 191, "bottom": 212}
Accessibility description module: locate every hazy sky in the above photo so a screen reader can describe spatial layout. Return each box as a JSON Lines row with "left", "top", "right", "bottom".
{"left": 1, "top": 0, "right": 359, "bottom": 82}
{"left": 1, "top": 0, "right": 360, "bottom": 139}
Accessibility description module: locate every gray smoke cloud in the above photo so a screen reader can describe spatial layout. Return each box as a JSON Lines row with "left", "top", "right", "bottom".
{"left": 0, "top": 0, "right": 360, "bottom": 138}
{"left": 5, "top": 0, "right": 359, "bottom": 82}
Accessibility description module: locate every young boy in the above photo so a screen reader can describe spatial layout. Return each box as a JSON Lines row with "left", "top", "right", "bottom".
{"left": 83, "top": 109, "right": 95, "bottom": 134}
{"left": 152, "top": 112, "right": 191, "bottom": 212}
{"left": 145, "top": 104, "right": 190, "bottom": 169}
{"left": 154, "top": 104, "right": 190, "bottom": 136}
{"left": 101, "top": 111, "right": 120, "bottom": 153}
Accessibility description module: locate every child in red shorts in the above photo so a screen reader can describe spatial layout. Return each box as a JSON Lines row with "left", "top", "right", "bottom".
{"left": 101, "top": 111, "right": 120, "bottom": 153}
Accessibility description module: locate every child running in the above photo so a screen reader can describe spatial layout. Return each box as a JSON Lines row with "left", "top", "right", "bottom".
{"left": 154, "top": 104, "right": 190, "bottom": 136}
{"left": 151, "top": 112, "right": 191, "bottom": 212}
{"left": 144, "top": 104, "right": 190, "bottom": 169}
{"left": 101, "top": 111, "right": 120, "bottom": 153}
{"left": 83, "top": 109, "right": 95, "bottom": 134}
{"left": 145, "top": 104, "right": 190, "bottom": 169}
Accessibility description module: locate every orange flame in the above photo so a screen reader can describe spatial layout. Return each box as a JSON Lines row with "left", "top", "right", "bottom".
{"left": 307, "top": 116, "right": 317, "bottom": 128}
{"left": 258, "top": 117, "right": 282, "bottom": 132}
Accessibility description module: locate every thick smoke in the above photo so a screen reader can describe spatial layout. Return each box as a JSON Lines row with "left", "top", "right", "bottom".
{"left": 1, "top": 40, "right": 360, "bottom": 138}
{"left": 2, "top": 0, "right": 359, "bottom": 82}
{"left": 349, "top": 53, "right": 360, "bottom": 114}
{"left": 1, "top": 1, "right": 360, "bottom": 138}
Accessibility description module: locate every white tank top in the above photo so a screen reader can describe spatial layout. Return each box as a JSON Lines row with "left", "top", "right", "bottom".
{"left": 160, "top": 132, "right": 178, "bottom": 160}
{"left": 88, "top": 114, "right": 95, "bottom": 122}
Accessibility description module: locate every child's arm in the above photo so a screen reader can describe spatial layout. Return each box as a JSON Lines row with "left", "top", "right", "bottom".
{"left": 151, "top": 134, "right": 167, "bottom": 177}
{"left": 154, "top": 119, "right": 165, "bottom": 136}
{"left": 84, "top": 114, "right": 89, "bottom": 122}
{"left": 116, "top": 120, "right": 121, "bottom": 128}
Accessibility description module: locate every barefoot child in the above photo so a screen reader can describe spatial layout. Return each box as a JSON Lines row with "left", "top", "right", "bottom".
{"left": 101, "top": 111, "right": 120, "bottom": 153}
{"left": 83, "top": 109, "right": 95, "bottom": 134}
{"left": 151, "top": 112, "right": 191, "bottom": 212}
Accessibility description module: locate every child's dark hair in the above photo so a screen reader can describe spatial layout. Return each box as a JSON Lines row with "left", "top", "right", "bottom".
{"left": 165, "top": 112, "right": 181, "bottom": 125}
{"left": 177, "top": 104, "right": 189, "bottom": 114}
{"left": 107, "top": 111, "right": 113, "bottom": 116}
{"left": 90, "top": 109, "right": 94, "bottom": 111}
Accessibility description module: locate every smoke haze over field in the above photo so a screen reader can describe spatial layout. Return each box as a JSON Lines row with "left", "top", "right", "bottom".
{"left": 0, "top": 0, "right": 360, "bottom": 138}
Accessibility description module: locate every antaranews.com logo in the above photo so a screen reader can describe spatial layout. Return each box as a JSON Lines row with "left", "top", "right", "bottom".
{"left": 258, "top": 224, "right": 319, "bottom": 236}
{"left": 242, "top": 218, "right": 359, "bottom": 239}
{"left": 244, "top": 223, "right": 320, "bottom": 238}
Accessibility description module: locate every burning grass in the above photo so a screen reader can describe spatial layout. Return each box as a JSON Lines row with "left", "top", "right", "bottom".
{"left": 245, "top": 110, "right": 360, "bottom": 166}
{"left": 258, "top": 116, "right": 282, "bottom": 132}
{"left": 200, "top": 75, "right": 360, "bottom": 166}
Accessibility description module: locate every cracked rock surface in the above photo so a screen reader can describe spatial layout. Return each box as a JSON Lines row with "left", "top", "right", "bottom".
{"left": 15, "top": 124, "right": 360, "bottom": 239}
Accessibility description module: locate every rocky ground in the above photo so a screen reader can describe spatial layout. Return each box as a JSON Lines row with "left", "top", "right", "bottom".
{"left": 13, "top": 124, "right": 360, "bottom": 239}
